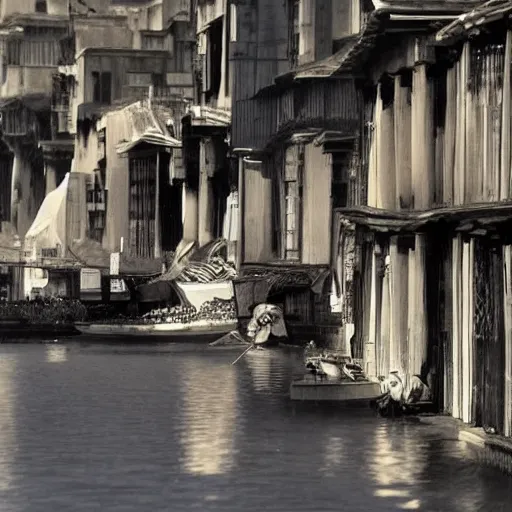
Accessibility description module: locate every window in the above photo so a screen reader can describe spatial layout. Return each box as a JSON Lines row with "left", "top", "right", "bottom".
{"left": 203, "top": 17, "right": 223, "bottom": 103}
{"left": 283, "top": 145, "right": 302, "bottom": 261}
{"left": 331, "top": 153, "right": 349, "bottom": 208}
{"left": 35, "top": 0, "right": 47, "bottom": 13}
{"left": 92, "top": 71, "right": 112, "bottom": 104}
{"left": 288, "top": 0, "right": 300, "bottom": 67}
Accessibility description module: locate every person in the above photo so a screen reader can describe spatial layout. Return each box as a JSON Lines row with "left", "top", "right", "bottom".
{"left": 246, "top": 303, "right": 288, "bottom": 346}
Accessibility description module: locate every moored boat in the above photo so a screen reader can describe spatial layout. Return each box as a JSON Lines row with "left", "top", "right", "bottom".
{"left": 75, "top": 319, "right": 237, "bottom": 342}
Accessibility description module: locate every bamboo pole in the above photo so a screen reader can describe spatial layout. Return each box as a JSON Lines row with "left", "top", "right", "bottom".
{"left": 502, "top": 31, "right": 512, "bottom": 199}
{"left": 503, "top": 245, "right": 512, "bottom": 437}
{"left": 394, "top": 76, "right": 412, "bottom": 209}
{"left": 411, "top": 64, "right": 434, "bottom": 209}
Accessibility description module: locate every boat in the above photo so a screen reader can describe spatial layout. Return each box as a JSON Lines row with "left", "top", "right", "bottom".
{"left": 304, "top": 348, "right": 367, "bottom": 382}
{"left": 74, "top": 319, "right": 237, "bottom": 343}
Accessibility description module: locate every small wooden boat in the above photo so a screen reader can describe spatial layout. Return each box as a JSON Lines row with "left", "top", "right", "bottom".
{"left": 74, "top": 320, "right": 237, "bottom": 343}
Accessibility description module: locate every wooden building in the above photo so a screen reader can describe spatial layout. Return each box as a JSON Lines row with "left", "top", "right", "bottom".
{"left": 180, "top": 0, "right": 235, "bottom": 257}
{"left": 229, "top": 0, "right": 365, "bottom": 345}
{"left": 326, "top": 0, "right": 512, "bottom": 438}
{"left": 0, "top": 1, "right": 196, "bottom": 297}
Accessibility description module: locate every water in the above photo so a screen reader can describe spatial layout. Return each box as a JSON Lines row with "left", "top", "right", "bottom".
{"left": 0, "top": 342, "right": 510, "bottom": 512}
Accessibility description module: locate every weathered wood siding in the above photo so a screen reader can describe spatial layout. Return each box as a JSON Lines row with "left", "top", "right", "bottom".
{"left": 243, "top": 161, "right": 273, "bottom": 263}
{"left": 302, "top": 143, "right": 331, "bottom": 265}
{"left": 232, "top": 79, "right": 361, "bottom": 150}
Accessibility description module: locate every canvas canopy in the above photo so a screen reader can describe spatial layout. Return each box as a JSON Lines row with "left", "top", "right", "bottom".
{"left": 24, "top": 173, "right": 69, "bottom": 257}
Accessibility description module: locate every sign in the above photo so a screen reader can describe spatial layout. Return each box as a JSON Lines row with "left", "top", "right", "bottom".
{"left": 110, "top": 252, "right": 120, "bottom": 275}
{"left": 110, "top": 278, "right": 127, "bottom": 294}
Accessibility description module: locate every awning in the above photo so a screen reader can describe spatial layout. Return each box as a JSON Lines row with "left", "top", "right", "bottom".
{"left": 235, "top": 264, "right": 331, "bottom": 295}
{"left": 436, "top": 0, "right": 512, "bottom": 43}
{"left": 335, "top": 202, "right": 512, "bottom": 234}
{"left": 116, "top": 127, "right": 181, "bottom": 154}
{"left": 68, "top": 239, "right": 162, "bottom": 276}
{"left": 0, "top": 93, "right": 51, "bottom": 113}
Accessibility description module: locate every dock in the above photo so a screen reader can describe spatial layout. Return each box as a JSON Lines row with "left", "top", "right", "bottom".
{"left": 290, "top": 376, "right": 381, "bottom": 403}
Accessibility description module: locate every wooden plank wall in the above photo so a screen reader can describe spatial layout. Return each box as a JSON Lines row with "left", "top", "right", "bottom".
{"left": 232, "top": 78, "right": 360, "bottom": 150}
{"left": 243, "top": 161, "right": 273, "bottom": 263}
{"left": 302, "top": 142, "right": 331, "bottom": 265}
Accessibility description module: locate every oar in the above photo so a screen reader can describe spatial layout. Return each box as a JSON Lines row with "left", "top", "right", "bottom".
{"left": 231, "top": 344, "right": 255, "bottom": 365}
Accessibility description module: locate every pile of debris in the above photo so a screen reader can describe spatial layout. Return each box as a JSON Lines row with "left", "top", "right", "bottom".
{"left": 91, "top": 298, "right": 238, "bottom": 325}
{"left": 197, "top": 297, "right": 237, "bottom": 322}
{"left": 141, "top": 305, "right": 198, "bottom": 324}
{"left": 176, "top": 256, "right": 237, "bottom": 283}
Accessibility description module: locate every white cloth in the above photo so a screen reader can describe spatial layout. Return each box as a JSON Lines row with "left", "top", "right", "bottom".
{"left": 222, "top": 191, "right": 239, "bottom": 242}
{"left": 380, "top": 372, "right": 431, "bottom": 404}
{"left": 247, "top": 304, "right": 287, "bottom": 344}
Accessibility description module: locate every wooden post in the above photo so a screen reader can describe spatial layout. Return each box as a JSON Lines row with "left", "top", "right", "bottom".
{"left": 389, "top": 238, "right": 409, "bottom": 375}
{"left": 454, "top": 47, "right": 468, "bottom": 206}
{"left": 408, "top": 234, "right": 428, "bottom": 377}
{"left": 45, "top": 161, "right": 57, "bottom": 195}
{"left": 502, "top": 31, "right": 512, "bottom": 200}
{"left": 379, "top": 253, "right": 391, "bottom": 377}
{"left": 236, "top": 156, "right": 244, "bottom": 271}
{"left": 452, "top": 235, "right": 462, "bottom": 419}
{"left": 461, "top": 239, "right": 474, "bottom": 423}
{"left": 503, "top": 245, "right": 512, "bottom": 437}
{"left": 411, "top": 64, "right": 434, "bottom": 209}
{"left": 182, "top": 182, "right": 199, "bottom": 241}
{"left": 154, "top": 151, "right": 161, "bottom": 258}
{"left": 443, "top": 66, "right": 456, "bottom": 205}
{"left": 198, "top": 138, "right": 215, "bottom": 246}
{"left": 377, "top": 90, "right": 396, "bottom": 210}
{"left": 367, "top": 85, "right": 380, "bottom": 208}
{"left": 394, "top": 75, "right": 412, "bottom": 210}
{"left": 366, "top": 246, "right": 378, "bottom": 377}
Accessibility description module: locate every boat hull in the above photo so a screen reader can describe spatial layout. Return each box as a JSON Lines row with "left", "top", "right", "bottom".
{"left": 75, "top": 320, "right": 237, "bottom": 343}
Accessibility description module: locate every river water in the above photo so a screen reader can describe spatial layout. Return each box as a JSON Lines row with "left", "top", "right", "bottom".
{"left": 0, "top": 342, "right": 510, "bottom": 512}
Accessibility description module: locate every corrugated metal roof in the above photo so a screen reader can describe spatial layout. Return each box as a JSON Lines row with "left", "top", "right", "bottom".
{"left": 436, "top": 0, "right": 512, "bottom": 42}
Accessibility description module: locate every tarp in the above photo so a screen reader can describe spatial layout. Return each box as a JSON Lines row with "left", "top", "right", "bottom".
{"left": 25, "top": 173, "right": 69, "bottom": 258}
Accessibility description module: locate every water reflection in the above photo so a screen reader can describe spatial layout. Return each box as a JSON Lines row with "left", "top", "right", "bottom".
{"left": 45, "top": 345, "right": 68, "bottom": 363}
{"left": 0, "top": 355, "right": 18, "bottom": 493}
{"left": 179, "top": 357, "right": 238, "bottom": 476}
{"left": 244, "top": 349, "right": 288, "bottom": 395}
{"left": 320, "top": 435, "right": 344, "bottom": 477}
{"left": 370, "top": 424, "right": 424, "bottom": 510}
